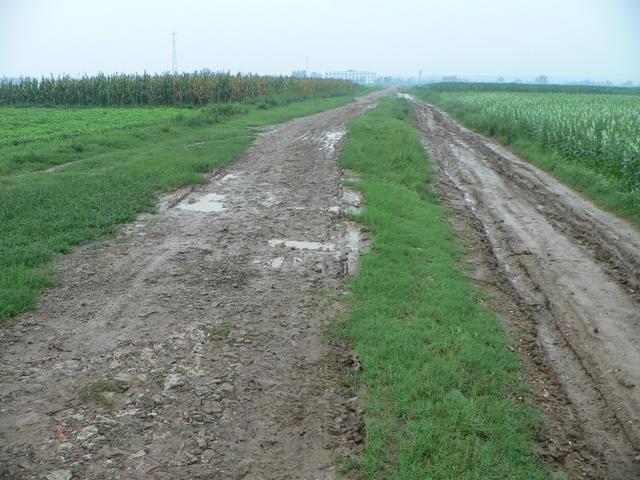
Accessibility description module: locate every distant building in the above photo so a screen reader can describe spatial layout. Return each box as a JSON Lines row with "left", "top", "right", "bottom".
{"left": 325, "top": 70, "right": 376, "bottom": 84}
{"left": 291, "top": 70, "right": 307, "bottom": 78}
{"left": 441, "top": 76, "right": 468, "bottom": 83}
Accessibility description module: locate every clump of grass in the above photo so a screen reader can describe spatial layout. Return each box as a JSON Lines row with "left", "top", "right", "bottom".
{"left": 336, "top": 97, "right": 547, "bottom": 479}
{"left": 149, "top": 368, "right": 168, "bottom": 386}
{"left": 208, "top": 321, "right": 233, "bottom": 339}
{"left": 173, "top": 103, "right": 249, "bottom": 127}
{"left": 96, "top": 423, "right": 125, "bottom": 446}
{"left": 79, "top": 378, "right": 129, "bottom": 406}
{"left": 139, "top": 394, "right": 157, "bottom": 412}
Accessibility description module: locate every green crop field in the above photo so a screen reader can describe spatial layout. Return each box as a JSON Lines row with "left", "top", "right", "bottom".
{"left": 0, "top": 72, "right": 355, "bottom": 106}
{"left": 410, "top": 84, "right": 640, "bottom": 224}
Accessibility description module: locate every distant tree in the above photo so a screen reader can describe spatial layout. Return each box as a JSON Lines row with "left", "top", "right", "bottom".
{"left": 535, "top": 75, "right": 549, "bottom": 84}
{"left": 497, "top": 77, "right": 505, "bottom": 83}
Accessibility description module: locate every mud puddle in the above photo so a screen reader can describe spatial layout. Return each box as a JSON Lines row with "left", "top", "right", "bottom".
{"left": 177, "top": 193, "right": 226, "bottom": 213}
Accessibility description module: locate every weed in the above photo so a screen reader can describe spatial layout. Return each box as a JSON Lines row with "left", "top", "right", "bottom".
{"left": 149, "top": 368, "right": 168, "bottom": 386}
{"left": 139, "top": 394, "right": 157, "bottom": 412}
{"left": 208, "top": 321, "right": 233, "bottom": 339}
{"left": 79, "top": 378, "right": 129, "bottom": 406}
{"left": 96, "top": 423, "right": 125, "bottom": 446}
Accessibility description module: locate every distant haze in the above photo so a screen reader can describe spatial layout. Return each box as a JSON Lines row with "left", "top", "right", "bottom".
{"left": 1, "top": 0, "right": 639, "bottom": 82}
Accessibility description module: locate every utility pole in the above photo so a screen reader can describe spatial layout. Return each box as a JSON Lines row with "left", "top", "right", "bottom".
{"left": 172, "top": 32, "right": 178, "bottom": 74}
{"left": 305, "top": 56, "right": 309, "bottom": 77}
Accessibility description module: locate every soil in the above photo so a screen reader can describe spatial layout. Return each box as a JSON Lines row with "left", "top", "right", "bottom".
{"left": 0, "top": 91, "right": 385, "bottom": 480}
{"left": 409, "top": 96, "right": 640, "bottom": 480}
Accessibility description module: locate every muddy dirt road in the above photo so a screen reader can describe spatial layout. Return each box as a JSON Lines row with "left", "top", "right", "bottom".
{"left": 409, "top": 97, "right": 640, "bottom": 479}
{"left": 0, "top": 91, "right": 385, "bottom": 480}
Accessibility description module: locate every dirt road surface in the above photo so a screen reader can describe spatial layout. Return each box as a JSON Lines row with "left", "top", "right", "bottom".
{"left": 0, "top": 91, "right": 385, "bottom": 480}
{"left": 409, "top": 96, "right": 640, "bottom": 479}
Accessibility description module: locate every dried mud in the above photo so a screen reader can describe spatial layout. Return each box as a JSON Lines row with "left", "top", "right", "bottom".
{"left": 0, "top": 91, "right": 385, "bottom": 480}
{"left": 410, "top": 97, "right": 640, "bottom": 479}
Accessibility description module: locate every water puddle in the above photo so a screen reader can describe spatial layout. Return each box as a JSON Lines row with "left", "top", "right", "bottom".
{"left": 221, "top": 174, "right": 239, "bottom": 182}
{"left": 321, "top": 130, "right": 346, "bottom": 154}
{"left": 396, "top": 92, "right": 415, "bottom": 101}
{"left": 271, "top": 257, "right": 285, "bottom": 268}
{"left": 268, "top": 239, "right": 335, "bottom": 252}
{"left": 345, "top": 225, "right": 361, "bottom": 275}
{"left": 342, "top": 190, "right": 361, "bottom": 206}
{"left": 177, "top": 193, "right": 226, "bottom": 213}
{"left": 342, "top": 188, "right": 363, "bottom": 214}
{"left": 261, "top": 192, "right": 277, "bottom": 207}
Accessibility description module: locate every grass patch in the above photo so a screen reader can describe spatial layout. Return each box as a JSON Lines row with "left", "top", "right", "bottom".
{"left": 79, "top": 378, "right": 130, "bottom": 406}
{"left": 336, "top": 97, "right": 546, "bottom": 479}
{"left": 208, "top": 321, "right": 233, "bottom": 340}
{"left": 0, "top": 93, "right": 362, "bottom": 323}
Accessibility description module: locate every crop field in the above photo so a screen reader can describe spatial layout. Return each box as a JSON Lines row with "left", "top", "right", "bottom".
{"left": 411, "top": 83, "right": 640, "bottom": 223}
{"left": 0, "top": 72, "right": 356, "bottom": 106}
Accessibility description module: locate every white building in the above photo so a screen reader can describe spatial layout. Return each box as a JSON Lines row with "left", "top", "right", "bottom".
{"left": 325, "top": 70, "right": 377, "bottom": 85}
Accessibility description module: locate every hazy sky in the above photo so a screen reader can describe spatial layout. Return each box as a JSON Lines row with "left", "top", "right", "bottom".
{"left": 1, "top": 0, "right": 639, "bottom": 81}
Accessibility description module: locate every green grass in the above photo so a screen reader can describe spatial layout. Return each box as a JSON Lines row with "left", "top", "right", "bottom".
{"left": 79, "top": 378, "right": 130, "bottom": 406}
{"left": 336, "top": 97, "right": 547, "bottom": 479}
{"left": 0, "top": 106, "right": 185, "bottom": 147}
{"left": 0, "top": 93, "right": 362, "bottom": 322}
{"left": 410, "top": 85, "right": 640, "bottom": 227}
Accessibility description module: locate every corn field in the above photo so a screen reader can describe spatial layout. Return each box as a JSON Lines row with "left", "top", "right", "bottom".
{"left": 426, "top": 90, "right": 640, "bottom": 191}
{"left": 0, "top": 72, "right": 356, "bottom": 106}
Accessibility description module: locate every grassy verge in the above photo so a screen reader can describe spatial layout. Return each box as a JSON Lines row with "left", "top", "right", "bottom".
{"left": 410, "top": 88, "right": 640, "bottom": 227}
{"left": 336, "top": 97, "right": 546, "bottom": 479}
{"left": 0, "top": 93, "right": 363, "bottom": 322}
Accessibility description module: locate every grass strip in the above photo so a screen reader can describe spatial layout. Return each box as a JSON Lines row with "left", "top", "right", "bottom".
{"left": 336, "top": 97, "right": 547, "bottom": 479}
{"left": 0, "top": 93, "right": 362, "bottom": 322}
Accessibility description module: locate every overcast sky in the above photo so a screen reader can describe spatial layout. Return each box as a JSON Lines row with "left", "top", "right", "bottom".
{"left": 1, "top": 0, "right": 639, "bottom": 82}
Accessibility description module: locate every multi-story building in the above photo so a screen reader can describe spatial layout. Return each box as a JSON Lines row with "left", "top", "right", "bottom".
{"left": 325, "top": 70, "right": 376, "bottom": 84}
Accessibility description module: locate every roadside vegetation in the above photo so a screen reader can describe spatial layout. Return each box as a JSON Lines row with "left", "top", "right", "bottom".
{"left": 0, "top": 90, "right": 366, "bottom": 322}
{"left": 336, "top": 97, "right": 546, "bottom": 479}
{"left": 411, "top": 83, "right": 640, "bottom": 225}
{"left": 0, "top": 72, "right": 355, "bottom": 106}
